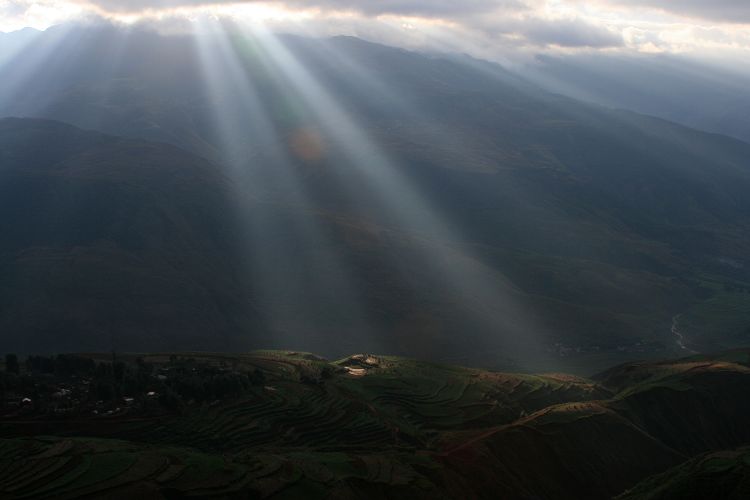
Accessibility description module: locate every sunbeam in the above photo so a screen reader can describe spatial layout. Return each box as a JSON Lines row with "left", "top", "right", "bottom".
{"left": 0, "top": 23, "right": 78, "bottom": 116}
{"left": 230, "top": 21, "right": 552, "bottom": 367}
{"left": 2, "top": 4, "right": 750, "bottom": 495}
{"left": 191, "top": 17, "right": 381, "bottom": 356}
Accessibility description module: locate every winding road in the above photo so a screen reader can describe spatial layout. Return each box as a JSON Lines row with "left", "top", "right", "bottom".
{"left": 671, "top": 314, "right": 697, "bottom": 354}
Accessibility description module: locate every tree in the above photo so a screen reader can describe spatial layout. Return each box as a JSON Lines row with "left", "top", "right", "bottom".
{"left": 5, "top": 354, "right": 19, "bottom": 375}
{"left": 250, "top": 369, "right": 266, "bottom": 386}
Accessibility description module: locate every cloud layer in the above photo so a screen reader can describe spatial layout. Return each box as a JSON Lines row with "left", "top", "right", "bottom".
{"left": 1, "top": 0, "right": 749, "bottom": 57}
{"left": 82, "top": 0, "right": 525, "bottom": 17}
{"left": 608, "top": 0, "right": 750, "bottom": 23}
{"left": 72, "top": 0, "right": 750, "bottom": 23}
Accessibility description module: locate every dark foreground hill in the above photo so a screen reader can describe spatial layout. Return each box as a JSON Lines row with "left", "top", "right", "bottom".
{"left": 619, "top": 447, "right": 750, "bottom": 500}
{"left": 1, "top": 349, "right": 750, "bottom": 499}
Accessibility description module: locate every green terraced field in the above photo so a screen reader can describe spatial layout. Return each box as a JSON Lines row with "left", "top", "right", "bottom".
{"left": 1, "top": 350, "right": 750, "bottom": 498}
{"left": 619, "top": 447, "right": 750, "bottom": 500}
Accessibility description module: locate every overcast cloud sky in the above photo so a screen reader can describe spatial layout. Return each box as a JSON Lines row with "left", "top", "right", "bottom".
{"left": 1, "top": 0, "right": 749, "bottom": 58}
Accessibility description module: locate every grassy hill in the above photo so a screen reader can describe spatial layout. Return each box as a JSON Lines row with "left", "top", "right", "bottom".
{"left": 620, "top": 447, "right": 750, "bottom": 500}
{"left": 1, "top": 350, "right": 750, "bottom": 498}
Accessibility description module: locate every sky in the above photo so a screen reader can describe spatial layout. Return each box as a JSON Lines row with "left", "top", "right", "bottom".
{"left": 1, "top": 0, "right": 750, "bottom": 59}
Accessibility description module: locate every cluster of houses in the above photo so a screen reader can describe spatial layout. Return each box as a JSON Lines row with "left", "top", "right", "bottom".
{"left": 1, "top": 375, "right": 162, "bottom": 419}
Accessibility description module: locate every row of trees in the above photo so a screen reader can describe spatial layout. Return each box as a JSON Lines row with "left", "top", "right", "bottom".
{"left": 4, "top": 353, "right": 99, "bottom": 377}
{"left": 4, "top": 354, "right": 18, "bottom": 374}
{"left": 2, "top": 353, "right": 268, "bottom": 415}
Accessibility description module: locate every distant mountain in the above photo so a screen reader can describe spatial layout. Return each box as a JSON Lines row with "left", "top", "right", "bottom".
{"left": 2, "top": 24, "right": 750, "bottom": 370}
{"left": 521, "top": 53, "right": 750, "bottom": 144}
{"left": 0, "top": 28, "right": 40, "bottom": 67}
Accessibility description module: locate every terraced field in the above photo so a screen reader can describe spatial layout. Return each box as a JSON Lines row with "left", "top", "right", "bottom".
{"left": 619, "top": 447, "right": 750, "bottom": 500}
{"left": 1, "top": 350, "right": 750, "bottom": 498}
{"left": 22, "top": 351, "right": 605, "bottom": 454}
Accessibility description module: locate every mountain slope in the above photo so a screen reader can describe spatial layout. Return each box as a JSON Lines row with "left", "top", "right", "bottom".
{"left": 2, "top": 25, "right": 750, "bottom": 369}
{"left": 521, "top": 53, "right": 750, "bottom": 144}
{"left": 620, "top": 447, "right": 750, "bottom": 500}
{"left": 0, "top": 118, "right": 259, "bottom": 352}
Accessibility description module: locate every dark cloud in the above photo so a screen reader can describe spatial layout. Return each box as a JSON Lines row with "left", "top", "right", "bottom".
{"left": 76, "top": 1, "right": 626, "bottom": 51}
{"left": 16, "top": 0, "right": 741, "bottom": 56}
{"left": 520, "top": 18, "right": 623, "bottom": 48}
{"left": 471, "top": 14, "right": 624, "bottom": 49}
{"left": 610, "top": 0, "right": 750, "bottom": 23}
{"left": 295, "top": 0, "right": 526, "bottom": 17}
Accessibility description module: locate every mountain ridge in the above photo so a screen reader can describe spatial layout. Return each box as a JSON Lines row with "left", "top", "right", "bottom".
{"left": 2, "top": 26, "right": 750, "bottom": 371}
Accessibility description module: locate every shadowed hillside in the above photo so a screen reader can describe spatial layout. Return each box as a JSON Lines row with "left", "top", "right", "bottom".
{"left": 1, "top": 350, "right": 749, "bottom": 498}
{"left": 3, "top": 26, "right": 750, "bottom": 371}
{"left": 0, "top": 118, "right": 260, "bottom": 352}
{"left": 620, "top": 447, "right": 750, "bottom": 500}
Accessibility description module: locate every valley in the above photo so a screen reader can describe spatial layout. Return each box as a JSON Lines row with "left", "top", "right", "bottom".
{"left": 1, "top": 26, "right": 750, "bottom": 372}
{"left": 2, "top": 13, "right": 750, "bottom": 499}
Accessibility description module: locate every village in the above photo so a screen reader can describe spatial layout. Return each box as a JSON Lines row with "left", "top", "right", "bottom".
{"left": 0, "top": 353, "right": 265, "bottom": 419}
